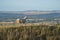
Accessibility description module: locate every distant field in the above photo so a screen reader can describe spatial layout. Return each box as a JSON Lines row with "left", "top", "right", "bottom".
{"left": 0, "top": 23, "right": 60, "bottom": 40}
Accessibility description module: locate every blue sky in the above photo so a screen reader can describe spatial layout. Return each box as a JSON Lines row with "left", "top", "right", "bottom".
{"left": 0, "top": 0, "right": 60, "bottom": 11}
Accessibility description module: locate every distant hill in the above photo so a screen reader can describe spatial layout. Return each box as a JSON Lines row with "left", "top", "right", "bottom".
{"left": 0, "top": 10, "right": 60, "bottom": 14}
{"left": 26, "top": 13, "right": 60, "bottom": 19}
{"left": 0, "top": 11, "right": 60, "bottom": 22}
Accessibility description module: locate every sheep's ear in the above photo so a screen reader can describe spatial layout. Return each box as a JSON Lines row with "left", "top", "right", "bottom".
{"left": 23, "top": 16, "right": 27, "bottom": 19}
{"left": 20, "top": 20, "right": 22, "bottom": 23}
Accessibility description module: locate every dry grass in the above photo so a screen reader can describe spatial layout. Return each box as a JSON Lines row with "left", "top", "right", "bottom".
{"left": 0, "top": 23, "right": 60, "bottom": 40}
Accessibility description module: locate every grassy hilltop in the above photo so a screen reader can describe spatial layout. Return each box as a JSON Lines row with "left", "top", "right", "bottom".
{"left": 0, "top": 23, "right": 60, "bottom": 40}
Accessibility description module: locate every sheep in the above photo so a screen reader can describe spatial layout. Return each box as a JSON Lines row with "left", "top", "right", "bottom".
{"left": 16, "top": 16, "right": 27, "bottom": 24}
{"left": 16, "top": 18, "right": 22, "bottom": 23}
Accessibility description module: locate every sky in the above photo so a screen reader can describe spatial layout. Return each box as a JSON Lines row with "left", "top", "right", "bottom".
{"left": 0, "top": 0, "right": 60, "bottom": 11}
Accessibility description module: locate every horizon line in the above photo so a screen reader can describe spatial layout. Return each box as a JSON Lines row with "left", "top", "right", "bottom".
{"left": 0, "top": 10, "right": 60, "bottom": 11}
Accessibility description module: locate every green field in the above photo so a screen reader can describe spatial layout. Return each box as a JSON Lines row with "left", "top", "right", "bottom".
{"left": 0, "top": 23, "right": 60, "bottom": 40}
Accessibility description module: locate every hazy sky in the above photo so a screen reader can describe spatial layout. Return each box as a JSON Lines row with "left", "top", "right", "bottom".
{"left": 0, "top": 0, "right": 60, "bottom": 11}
